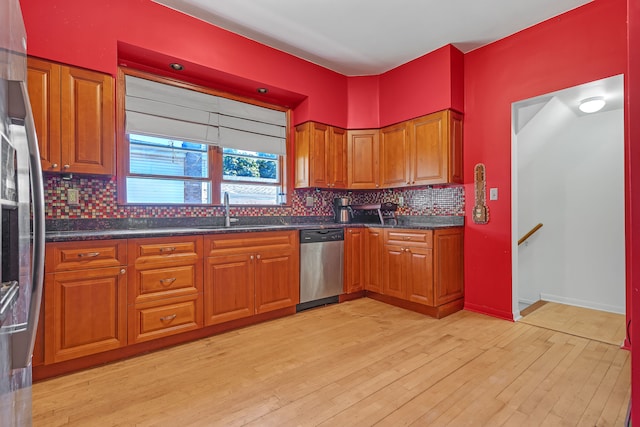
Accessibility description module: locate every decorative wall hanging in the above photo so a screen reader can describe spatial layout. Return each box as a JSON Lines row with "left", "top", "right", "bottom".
{"left": 473, "top": 163, "right": 489, "bottom": 224}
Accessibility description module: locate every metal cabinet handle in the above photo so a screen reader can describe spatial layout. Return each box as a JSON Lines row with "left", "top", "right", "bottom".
{"left": 63, "top": 164, "right": 70, "bottom": 169}
{"left": 120, "top": 268, "right": 126, "bottom": 275}
{"left": 256, "top": 254, "right": 261, "bottom": 259}
{"left": 250, "top": 255, "right": 254, "bottom": 260}
{"left": 160, "top": 278, "right": 177, "bottom": 286}
{"left": 78, "top": 252, "right": 100, "bottom": 258}
{"left": 51, "top": 163, "right": 58, "bottom": 168}
{"left": 159, "top": 247, "right": 176, "bottom": 253}
{"left": 160, "top": 314, "right": 177, "bottom": 322}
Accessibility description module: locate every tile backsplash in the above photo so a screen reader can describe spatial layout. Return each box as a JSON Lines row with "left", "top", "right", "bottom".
{"left": 45, "top": 176, "right": 465, "bottom": 220}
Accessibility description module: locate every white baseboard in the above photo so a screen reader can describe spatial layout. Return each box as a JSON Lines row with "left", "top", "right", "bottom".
{"left": 540, "top": 293, "right": 625, "bottom": 315}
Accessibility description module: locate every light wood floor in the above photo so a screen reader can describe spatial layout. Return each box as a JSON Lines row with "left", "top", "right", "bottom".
{"left": 32, "top": 299, "right": 630, "bottom": 426}
{"left": 519, "top": 301, "right": 627, "bottom": 346}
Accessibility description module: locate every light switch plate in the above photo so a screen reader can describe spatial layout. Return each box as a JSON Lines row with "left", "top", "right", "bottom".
{"left": 489, "top": 188, "right": 498, "bottom": 201}
{"left": 68, "top": 188, "right": 79, "bottom": 206}
{"left": 305, "top": 196, "right": 314, "bottom": 207}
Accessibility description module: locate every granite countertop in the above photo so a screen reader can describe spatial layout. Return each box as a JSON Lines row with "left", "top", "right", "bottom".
{"left": 45, "top": 216, "right": 464, "bottom": 242}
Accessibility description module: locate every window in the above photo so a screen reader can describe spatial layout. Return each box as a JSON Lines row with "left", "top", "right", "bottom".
{"left": 119, "top": 69, "right": 289, "bottom": 206}
{"left": 222, "top": 148, "right": 281, "bottom": 205}
{"left": 127, "top": 134, "right": 210, "bottom": 204}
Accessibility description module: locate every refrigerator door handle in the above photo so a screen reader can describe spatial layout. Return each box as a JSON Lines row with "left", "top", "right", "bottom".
{"left": 11, "top": 81, "right": 45, "bottom": 369}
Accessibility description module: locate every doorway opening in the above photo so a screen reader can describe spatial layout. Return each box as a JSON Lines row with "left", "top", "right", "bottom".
{"left": 511, "top": 75, "right": 625, "bottom": 336}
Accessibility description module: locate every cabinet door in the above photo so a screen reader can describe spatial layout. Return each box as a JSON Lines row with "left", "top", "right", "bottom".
{"left": 45, "top": 266, "right": 127, "bottom": 364}
{"left": 294, "top": 123, "right": 311, "bottom": 188}
{"left": 309, "top": 122, "right": 330, "bottom": 188}
{"left": 204, "top": 253, "right": 255, "bottom": 325}
{"left": 449, "top": 110, "right": 464, "bottom": 184}
{"left": 329, "top": 126, "right": 348, "bottom": 188}
{"left": 347, "top": 130, "right": 379, "bottom": 189}
{"left": 60, "top": 66, "right": 114, "bottom": 174}
{"left": 255, "top": 248, "right": 299, "bottom": 313}
{"left": 27, "top": 57, "right": 61, "bottom": 172}
{"left": 380, "top": 122, "right": 410, "bottom": 188}
{"left": 433, "top": 228, "right": 464, "bottom": 305}
{"left": 365, "top": 228, "right": 383, "bottom": 293}
{"left": 344, "top": 228, "right": 364, "bottom": 293}
{"left": 405, "top": 246, "right": 434, "bottom": 306}
{"left": 382, "top": 244, "right": 406, "bottom": 299}
{"left": 409, "top": 112, "right": 447, "bottom": 185}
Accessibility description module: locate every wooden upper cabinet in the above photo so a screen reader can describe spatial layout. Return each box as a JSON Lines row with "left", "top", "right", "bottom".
{"left": 328, "top": 126, "right": 348, "bottom": 189}
{"left": 26, "top": 58, "right": 61, "bottom": 171}
{"left": 27, "top": 57, "right": 115, "bottom": 175}
{"left": 407, "top": 110, "right": 463, "bottom": 186}
{"left": 380, "top": 122, "right": 410, "bottom": 188}
{"left": 294, "top": 122, "right": 346, "bottom": 189}
{"left": 347, "top": 129, "right": 379, "bottom": 189}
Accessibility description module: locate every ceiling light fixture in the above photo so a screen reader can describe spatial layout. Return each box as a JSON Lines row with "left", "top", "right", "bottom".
{"left": 170, "top": 63, "right": 184, "bottom": 71}
{"left": 257, "top": 87, "right": 268, "bottom": 94}
{"left": 579, "top": 96, "right": 606, "bottom": 113}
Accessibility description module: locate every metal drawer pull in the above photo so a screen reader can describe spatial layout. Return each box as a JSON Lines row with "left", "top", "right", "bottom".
{"left": 160, "top": 278, "right": 177, "bottom": 286}
{"left": 78, "top": 252, "right": 100, "bottom": 258}
{"left": 159, "top": 247, "right": 176, "bottom": 253}
{"left": 160, "top": 314, "right": 177, "bottom": 322}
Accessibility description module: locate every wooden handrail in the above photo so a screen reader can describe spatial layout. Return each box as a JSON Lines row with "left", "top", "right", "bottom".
{"left": 518, "top": 223, "right": 543, "bottom": 245}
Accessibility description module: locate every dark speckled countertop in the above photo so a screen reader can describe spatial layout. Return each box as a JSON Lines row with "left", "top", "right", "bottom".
{"left": 45, "top": 215, "right": 464, "bottom": 242}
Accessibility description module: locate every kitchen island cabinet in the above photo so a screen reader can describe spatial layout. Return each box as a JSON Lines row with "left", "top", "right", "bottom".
{"left": 44, "top": 240, "right": 127, "bottom": 363}
{"left": 27, "top": 57, "right": 115, "bottom": 175}
{"left": 204, "top": 231, "right": 299, "bottom": 325}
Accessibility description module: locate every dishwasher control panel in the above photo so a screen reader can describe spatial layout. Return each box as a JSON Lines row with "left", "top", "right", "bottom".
{"left": 300, "top": 229, "right": 344, "bottom": 243}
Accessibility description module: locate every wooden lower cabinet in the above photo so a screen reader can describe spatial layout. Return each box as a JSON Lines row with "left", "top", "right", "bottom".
{"left": 205, "top": 253, "right": 255, "bottom": 325}
{"left": 344, "top": 228, "right": 364, "bottom": 294}
{"left": 128, "top": 236, "right": 203, "bottom": 344}
{"left": 44, "top": 266, "right": 127, "bottom": 364}
{"left": 44, "top": 240, "right": 128, "bottom": 364}
{"left": 364, "top": 228, "right": 383, "bottom": 293}
{"left": 374, "top": 227, "right": 463, "bottom": 318}
{"left": 204, "top": 231, "right": 299, "bottom": 326}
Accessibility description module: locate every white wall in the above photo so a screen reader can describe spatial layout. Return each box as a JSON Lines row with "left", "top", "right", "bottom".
{"left": 516, "top": 98, "right": 625, "bottom": 314}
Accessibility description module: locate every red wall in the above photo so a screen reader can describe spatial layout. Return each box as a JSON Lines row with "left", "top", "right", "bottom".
{"left": 379, "top": 44, "right": 464, "bottom": 127}
{"left": 19, "top": 0, "right": 460, "bottom": 129}
{"left": 628, "top": 0, "right": 640, "bottom": 421}
{"left": 19, "top": 0, "right": 349, "bottom": 127}
{"left": 463, "top": 0, "right": 627, "bottom": 320}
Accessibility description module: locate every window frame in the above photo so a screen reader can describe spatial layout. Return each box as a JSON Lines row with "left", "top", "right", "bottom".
{"left": 116, "top": 67, "right": 292, "bottom": 207}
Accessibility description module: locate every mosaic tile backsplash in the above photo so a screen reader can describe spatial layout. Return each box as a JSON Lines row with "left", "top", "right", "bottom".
{"left": 45, "top": 176, "right": 465, "bottom": 220}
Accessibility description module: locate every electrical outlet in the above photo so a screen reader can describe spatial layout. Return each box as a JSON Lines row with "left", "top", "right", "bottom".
{"left": 398, "top": 196, "right": 404, "bottom": 206}
{"left": 68, "top": 188, "right": 79, "bottom": 206}
{"left": 305, "top": 196, "right": 314, "bottom": 207}
{"left": 489, "top": 188, "right": 498, "bottom": 201}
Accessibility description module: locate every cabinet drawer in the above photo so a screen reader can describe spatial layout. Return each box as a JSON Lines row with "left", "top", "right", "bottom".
{"left": 130, "top": 296, "right": 202, "bottom": 344}
{"left": 46, "top": 240, "right": 127, "bottom": 272}
{"left": 129, "top": 236, "right": 202, "bottom": 268}
{"left": 205, "top": 231, "right": 297, "bottom": 256}
{"left": 135, "top": 265, "right": 198, "bottom": 301}
{"left": 384, "top": 230, "right": 432, "bottom": 247}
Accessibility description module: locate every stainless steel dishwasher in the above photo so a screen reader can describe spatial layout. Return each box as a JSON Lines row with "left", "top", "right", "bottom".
{"left": 297, "top": 229, "right": 344, "bottom": 311}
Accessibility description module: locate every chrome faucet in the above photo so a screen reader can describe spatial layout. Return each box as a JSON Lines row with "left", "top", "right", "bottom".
{"left": 224, "top": 191, "right": 231, "bottom": 227}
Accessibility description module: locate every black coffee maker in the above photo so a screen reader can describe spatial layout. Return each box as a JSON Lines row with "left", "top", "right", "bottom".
{"left": 333, "top": 197, "right": 351, "bottom": 223}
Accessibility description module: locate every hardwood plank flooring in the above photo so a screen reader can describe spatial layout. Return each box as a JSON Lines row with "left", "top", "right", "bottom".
{"left": 519, "top": 301, "right": 626, "bottom": 345}
{"left": 32, "top": 299, "right": 630, "bottom": 426}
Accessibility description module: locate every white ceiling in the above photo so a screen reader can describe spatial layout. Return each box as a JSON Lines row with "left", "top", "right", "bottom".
{"left": 153, "top": 0, "right": 593, "bottom": 76}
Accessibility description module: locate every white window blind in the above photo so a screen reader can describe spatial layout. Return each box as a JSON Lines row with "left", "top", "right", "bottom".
{"left": 125, "top": 75, "right": 287, "bottom": 155}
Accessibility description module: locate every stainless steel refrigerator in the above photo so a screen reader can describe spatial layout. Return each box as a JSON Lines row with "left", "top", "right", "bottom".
{"left": 0, "top": 0, "right": 46, "bottom": 425}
